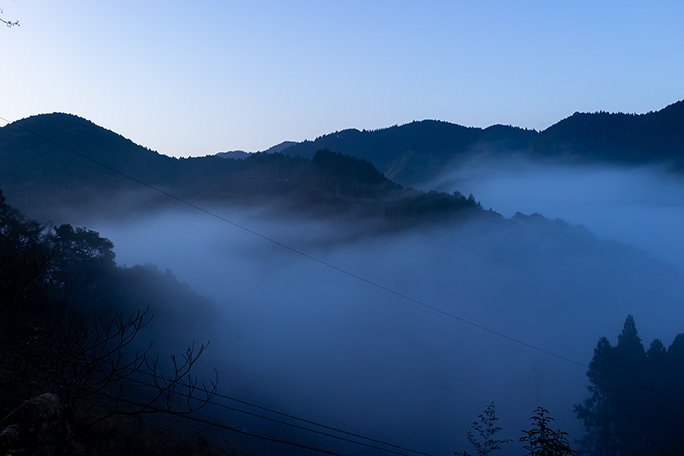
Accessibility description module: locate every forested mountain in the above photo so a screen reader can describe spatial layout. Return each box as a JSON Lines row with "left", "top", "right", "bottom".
{"left": 216, "top": 140, "right": 297, "bottom": 159}
{"left": 279, "top": 120, "right": 536, "bottom": 185}
{"left": 0, "top": 113, "right": 485, "bottom": 226}
{"left": 4, "top": 107, "right": 684, "bottom": 455}
{"left": 531, "top": 100, "right": 684, "bottom": 165}
{"left": 261, "top": 100, "right": 684, "bottom": 186}
{"left": 3, "top": 101, "right": 683, "bottom": 222}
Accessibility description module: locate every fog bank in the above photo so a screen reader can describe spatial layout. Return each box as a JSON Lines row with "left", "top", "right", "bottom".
{"left": 427, "top": 157, "right": 684, "bottom": 274}
{"left": 86, "top": 206, "right": 684, "bottom": 455}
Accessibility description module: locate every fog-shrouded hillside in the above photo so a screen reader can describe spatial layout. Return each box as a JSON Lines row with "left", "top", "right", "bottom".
{"left": 84, "top": 203, "right": 684, "bottom": 456}
{"left": 0, "top": 113, "right": 217, "bottom": 213}
{"left": 0, "top": 113, "right": 488, "bottom": 229}
{"left": 3, "top": 105, "right": 684, "bottom": 455}
{"left": 273, "top": 100, "right": 684, "bottom": 188}
{"left": 278, "top": 120, "right": 537, "bottom": 186}
{"left": 5, "top": 176, "right": 684, "bottom": 455}
{"left": 4, "top": 100, "right": 682, "bottom": 217}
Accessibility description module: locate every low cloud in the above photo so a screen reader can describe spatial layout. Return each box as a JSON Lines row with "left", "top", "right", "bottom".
{"left": 83, "top": 200, "right": 684, "bottom": 455}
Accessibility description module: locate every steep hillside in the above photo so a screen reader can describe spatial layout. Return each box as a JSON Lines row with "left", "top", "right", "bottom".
{"left": 0, "top": 114, "right": 486, "bottom": 227}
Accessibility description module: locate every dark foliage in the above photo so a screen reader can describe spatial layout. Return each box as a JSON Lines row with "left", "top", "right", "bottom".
{"left": 0, "top": 190, "right": 52, "bottom": 307}
{"left": 2, "top": 103, "right": 684, "bottom": 221}
{"left": 277, "top": 101, "right": 684, "bottom": 182}
{"left": 281, "top": 120, "right": 536, "bottom": 185}
{"left": 456, "top": 402, "right": 510, "bottom": 456}
{"left": 530, "top": 101, "right": 684, "bottom": 166}
{"left": 456, "top": 404, "right": 575, "bottom": 456}
{"left": 0, "top": 190, "right": 221, "bottom": 455}
{"left": 575, "top": 315, "right": 684, "bottom": 455}
{"left": 0, "top": 114, "right": 487, "bottom": 229}
{"left": 520, "top": 407, "right": 576, "bottom": 456}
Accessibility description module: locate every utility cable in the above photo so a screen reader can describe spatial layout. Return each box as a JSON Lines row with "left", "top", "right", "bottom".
{"left": 97, "top": 392, "right": 353, "bottom": 456}
{"left": 118, "top": 362, "right": 434, "bottom": 456}
{"left": 0, "top": 115, "right": 589, "bottom": 370}
{"left": 206, "top": 388, "right": 436, "bottom": 456}
{"left": 1, "top": 325, "right": 437, "bottom": 456}
{"left": 8, "top": 364, "right": 354, "bottom": 456}
{"left": 124, "top": 372, "right": 433, "bottom": 456}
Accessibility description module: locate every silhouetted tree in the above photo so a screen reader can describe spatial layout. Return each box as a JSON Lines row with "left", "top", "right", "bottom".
{"left": 576, "top": 315, "right": 684, "bottom": 455}
{"left": 47, "top": 224, "right": 116, "bottom": 310}
{"left": 1, "top": 308, "right": 217, "bottom": 455}
{"left": 520, "top": 407, "right": 575, "bottom": 456}
{"left": 0, "top": 189, "right": 52, "bottom": 306}
{"left": 0, "top": 189, "right": 219, "bottom": 455}
{"left": 456, "top": 402, "right": 510, "bottom": 456}
{"left": 575, "top": 336, "right": 619, "bottom": 456}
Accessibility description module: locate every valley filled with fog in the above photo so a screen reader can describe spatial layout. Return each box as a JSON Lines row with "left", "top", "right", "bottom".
{"left": 428, "top": 158, "right": 684, "bottom": 273}
{"left": 7, "top": 110, "right": 684, "bottom": 454}
{"left": 4, "top": 2, "right": 684, "bottom": 452}
{"left": 81, "top": 161, "right": 684, "bottom": 454}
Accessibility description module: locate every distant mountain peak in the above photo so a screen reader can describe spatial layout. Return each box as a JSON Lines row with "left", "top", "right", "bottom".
{"left": 216, "top": 150, "right": 249, "bottom": 160}
{"left": 261, "top": 141, "right": 297, "bottom": 154}
{"left": 216, "top": 140, "right": 298, "bottom": 160}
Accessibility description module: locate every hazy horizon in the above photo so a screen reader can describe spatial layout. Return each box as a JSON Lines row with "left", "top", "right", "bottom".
{"left": 4, "top": 2, "right": 684, "bottom": 453}
{"left": 3, "top": 2, "right": 683, "bottom": 157}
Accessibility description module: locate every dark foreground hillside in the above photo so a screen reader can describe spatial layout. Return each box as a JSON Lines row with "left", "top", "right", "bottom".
{"left": 0, "top": 189, "right": 233, "bottom": 455}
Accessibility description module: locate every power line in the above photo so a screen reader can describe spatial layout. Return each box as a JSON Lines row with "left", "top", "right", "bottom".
{"left": 100, "top": 393, "right": 353, "bottom": 456}
{"left": 6, "top": 359, "right": 418, "bottom": 456}
{"left": 0, "top": 350, "right": 435, "bottom": 456}
{"left": 24, "top": 368, "right": 354, "bottom": 456}
{"left": 96, "top": 354, "right": 433, "bottom": 455}
{"left": 208, "top": 388, "right": 435, "bottom": 456}
{"left": 0, "top": 115, "right": 588, "bottom": 370}
{"left": 147, "top": 372, "right": 434, "bottom": 456}
{"left": 127, "top": 373, "right": 432, "bottom": 456}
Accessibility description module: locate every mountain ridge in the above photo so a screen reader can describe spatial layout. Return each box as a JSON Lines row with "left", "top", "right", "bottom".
{"left": 0, "top": 114, "right": 486, "bottom": 228}
{"left": 267, "top": 100, "right": 684, "bottom": 186}
{"left": 2, "top": 99, "right": 682, "bottom": 225}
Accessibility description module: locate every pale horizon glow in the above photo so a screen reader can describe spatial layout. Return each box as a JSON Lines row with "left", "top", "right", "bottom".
{"left": 2, "top": 1, "right": 683, "bottom": 157}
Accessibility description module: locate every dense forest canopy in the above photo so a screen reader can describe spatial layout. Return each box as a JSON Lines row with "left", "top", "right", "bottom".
{"left": 2, "top": 101, "right": 683, "bottom": 219}
{"left": 275, "top": 100, "right": 684, "bottom": 186}
{"left": 0, "top": 114, "right": 489, "bottom": 230}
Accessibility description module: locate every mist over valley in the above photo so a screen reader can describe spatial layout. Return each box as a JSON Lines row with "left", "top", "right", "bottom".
{"left": 2, "top": 103, "right": 684, "bottom": 455}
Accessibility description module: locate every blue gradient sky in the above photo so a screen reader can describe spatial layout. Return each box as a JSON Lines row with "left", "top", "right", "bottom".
{"left": 2, "top": 1, "right": 683, "bottom": 157}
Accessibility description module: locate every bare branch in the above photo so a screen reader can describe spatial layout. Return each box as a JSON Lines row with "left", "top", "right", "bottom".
{"left": 0, "top": 9, "right": 19, "bottom": 28}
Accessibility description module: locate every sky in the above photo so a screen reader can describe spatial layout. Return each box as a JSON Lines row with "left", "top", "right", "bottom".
{"left": 2, "top": 0, "right": 683, "bottom": 158}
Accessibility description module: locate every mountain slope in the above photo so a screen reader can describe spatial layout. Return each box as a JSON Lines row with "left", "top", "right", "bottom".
{"left": 274, "top": 101, "right": 684, "bottom": 186}
{"left": 281, "top": 120, "right": 535, "bottom": 185}
{"left": 0, "top": 113, "right": 183, "bottom": 210}
{"left": 0, "top": 114, "right": 485, "bottom": 226}
{"left": 3, "top": 100, "right": 683, "bottom": 224}
{"left": 531, "top": 100, "right": 684, "bottom": 165}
